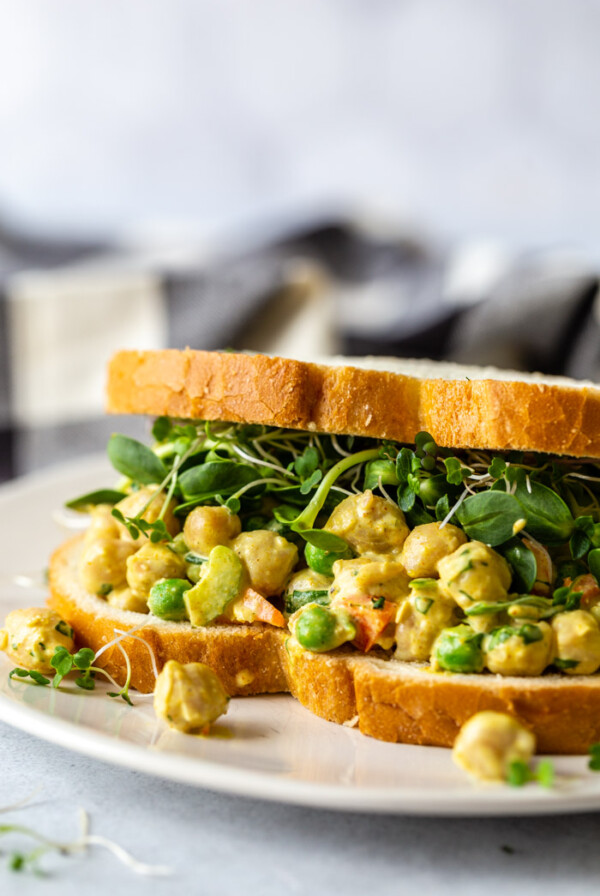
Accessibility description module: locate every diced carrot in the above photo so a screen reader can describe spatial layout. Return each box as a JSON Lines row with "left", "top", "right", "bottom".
{"left": 239, "top": 588, "right": 286, "bottom": 627}
{"left": 572, "top": 574, "right": 600, "bottom": 609}
{"left": 332, "top": 593, "right": 396, "bottom": 652}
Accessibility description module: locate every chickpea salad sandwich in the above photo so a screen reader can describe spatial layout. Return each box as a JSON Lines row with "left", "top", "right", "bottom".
{"left": 5, "top": 349, "right": 600, "bottom": 755}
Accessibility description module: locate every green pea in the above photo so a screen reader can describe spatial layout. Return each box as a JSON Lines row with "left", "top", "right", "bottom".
{"left": 305, "top": 541, "right": 353, "bottom": 577}
{"left": 433, "top": 624, "right": 485, "bottom": 673}
{"left": 294, "top": 605, "right": 356, "bottom": 652}
{"left": 148, "top": 578, "right": 192, "bottom": 621}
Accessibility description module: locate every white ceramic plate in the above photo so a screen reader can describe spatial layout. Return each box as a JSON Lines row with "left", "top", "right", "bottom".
{"left": 1, "top": 457, "right": 599, "bottom": 816}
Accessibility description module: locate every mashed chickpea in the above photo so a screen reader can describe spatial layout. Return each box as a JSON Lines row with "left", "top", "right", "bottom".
{"left": 183, "top": 506, "right": 241, "bottom": 556}
{"left": 452, "top": 711, "right": 535, "bottom": 782}
{"left": 324, "top": 490, "right": 409, "bottom": 555}
{"left": 232, "top": 530, "right": 298, "bottom": 596}
{"left": 0, "top": 608, "right": 75, "bottom": 673}
{"left": 154, "top": 660, "right": 229, "bottom": 733}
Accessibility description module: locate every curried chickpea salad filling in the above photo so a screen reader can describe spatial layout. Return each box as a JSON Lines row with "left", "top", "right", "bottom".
{"left": 68, "top": 418, "right": 600, "bottom": 678}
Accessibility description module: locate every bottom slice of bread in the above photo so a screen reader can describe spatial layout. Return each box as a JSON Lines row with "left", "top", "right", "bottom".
{"left": 48, "top": 535, "right": 600, "bottom": 754}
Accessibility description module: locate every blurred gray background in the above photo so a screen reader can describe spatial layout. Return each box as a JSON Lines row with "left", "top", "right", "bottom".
{"left": 1, "top": 0, "right": 598, "bottom": 251}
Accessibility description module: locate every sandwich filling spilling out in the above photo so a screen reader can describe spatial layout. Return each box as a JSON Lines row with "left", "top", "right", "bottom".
{"left": 71, "top": 417, "right": 600, "bottom": 679}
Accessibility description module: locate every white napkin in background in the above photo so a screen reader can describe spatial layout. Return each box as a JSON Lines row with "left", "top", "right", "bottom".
{"left": 0, "top": 216, "right": 598, "bottom": 480}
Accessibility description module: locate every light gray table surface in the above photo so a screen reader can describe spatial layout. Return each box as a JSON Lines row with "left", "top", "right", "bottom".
{"left": 1, "top": 717, "right": 599, "bottom": 896}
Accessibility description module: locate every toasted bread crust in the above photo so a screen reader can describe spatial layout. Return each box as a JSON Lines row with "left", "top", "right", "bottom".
{"left": 107, "top": 349, "right": 600, "bottom": 458}
{"left": 48, "top": 535, "right": 600, "bottom": 753}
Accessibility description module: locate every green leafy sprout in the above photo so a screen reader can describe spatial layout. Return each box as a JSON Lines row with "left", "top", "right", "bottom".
{"left": 0, "top": 804, "right": 171, "bottom": 876}
{"left": 507, "top": 758, "right": 555, "bottom": 788}
{"left": 9, "top": 644, "right": 134, "bottom": 705}
{"left": 67, "top": 421, "right": 600, "bottom": 566}
{"left": 588, "top": 743, "right": 600, "bottom": 771}
{"left": 61, "top": 419, "right": 600, "bottom": 664}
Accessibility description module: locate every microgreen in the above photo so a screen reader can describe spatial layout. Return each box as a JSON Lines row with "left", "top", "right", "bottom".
{"left": 284, "top": 589, "right": 330, "bottom": 615}
{"left": 65, "top": 489, "right": 127, "bottom": 511}
{"left": 179, "top": 461, "right": 260, "bottom": 501}
{"left": 499, "top": 538, "right": 537, "bottom": 593}
{"left": 107, "top": 434, "right": 168, "bottom": 485}
{"left": 290, "top": 447, "right": 381, "bottom": 534}
{"left": 444, "top": 457, "right": 465, "bottom": 485}
{"left": 294, "top": 445, "right": 320, "bottom": 479}
{"left": 465, "top": 595, "right": 551, "bottom": 617}
{"left": 507, "top": 758, "right": 555, "bottom": 788}
{"left": 9, "top": 668, "right": 50, "bottom": 686}
{"left": 589, "top": 550, "right": 600, "bottom": 581}
{"left": 456, "top": 491, "right": 524, "bottom": 546}
{"left": 152, "top": 415, "right": 172, "bottom": 442}
{"left": 300, "top": 530, "right": 350, "bottom": 553}
{"left": 67, "top": 421, "right": 600, "bottom": 606}
{"left": 488, "top": 457, "right": 507, "bottom": 479}
{"left": 552, "top": 584, "right": 583, "bottom": 611}
{"left": 513, "top": 480, "right": 574, "bottom": 545}
{"left": 588, "top": 743, "right": 600, "bottom": 771}
{"left": 10, "top": 644, "right": 135, "bottom": 706}
{"left": 363, "top": 458, "right": 399, "bottom": 491}
{"left": 1, "top": 809, "right": 172, "bottom": 876}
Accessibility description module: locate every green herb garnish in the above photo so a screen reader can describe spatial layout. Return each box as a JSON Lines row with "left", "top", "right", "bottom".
{"left": 588, "top": 743, "right": 600, "bottom": 771}
{"left": 507, "top": 758, "right": 555, "bottom": 788}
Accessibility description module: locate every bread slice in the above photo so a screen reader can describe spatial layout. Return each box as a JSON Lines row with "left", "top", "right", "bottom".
{"left": 49, "top": 535, "right": 600, "bottom": 754}
{"left": 107, "top": 349, "right": 600, "bottom": 458}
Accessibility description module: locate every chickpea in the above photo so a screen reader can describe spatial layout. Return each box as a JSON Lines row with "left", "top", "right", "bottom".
{"left": 400, "top": 522, "right": 467, "bottom": 578}
{"left": 231, "top": 530, "right": 298, "bottom": 597}
{"left": 126, "top": 542, "right": 187, "bottom": 599}
{"left": 452, "top": 711, "right": 535, "bottom": 782}
{"left": 84, "top": 505, "right": 121, "bottom": 545}
{"left": 329, "top": 557, "right": 409, "bottom": 605}
{"left": 437, "top": 541, "right": 511, "bottom": 632}
{"left": 114, "top": 487, "right": 180, "bottom": 543}
{"left": 183, "top": 506, "right": 241, "bottom": 556}
{"left": 324, "top": 490, "right": 409, "bottom": 556}
{"left": 107, "top": 586, "right": 150, "bottom": 614}
{"left": 395, "top": 579, "right": 458, "bottom": 662}
{"left": 483, "top": 622, "right": 553, "bottom": 676}
{"left": 79, "top": 537, "right": 137, "bottom": 595}
{"left": 154, "top": 660, "right": 229, "bottom": 733}
{"left": 552, "top": 609, "right": 600, "bottom": 675}
{"left": 0, "top": 608, "right": 75, "bottom": 673}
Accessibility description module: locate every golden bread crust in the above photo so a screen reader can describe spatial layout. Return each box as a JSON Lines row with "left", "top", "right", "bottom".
{"left": 106, "top": 349, "right": 600, "bottom": 457}
{"left": 48, "top": 535, "right": 600, "bottom": 753}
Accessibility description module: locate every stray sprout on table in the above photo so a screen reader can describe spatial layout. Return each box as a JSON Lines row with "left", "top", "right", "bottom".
{"left": 0, "top": 798, "right": 172, "bottom": 877}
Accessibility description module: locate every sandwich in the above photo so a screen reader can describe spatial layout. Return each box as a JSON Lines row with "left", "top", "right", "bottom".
{"left": 46, "top": 349, "right": 600, "bottom": 754}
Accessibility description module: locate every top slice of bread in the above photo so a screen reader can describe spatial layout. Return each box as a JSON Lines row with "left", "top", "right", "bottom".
{"left": 107, "top": 350, "right": 600, "bottom": 458}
